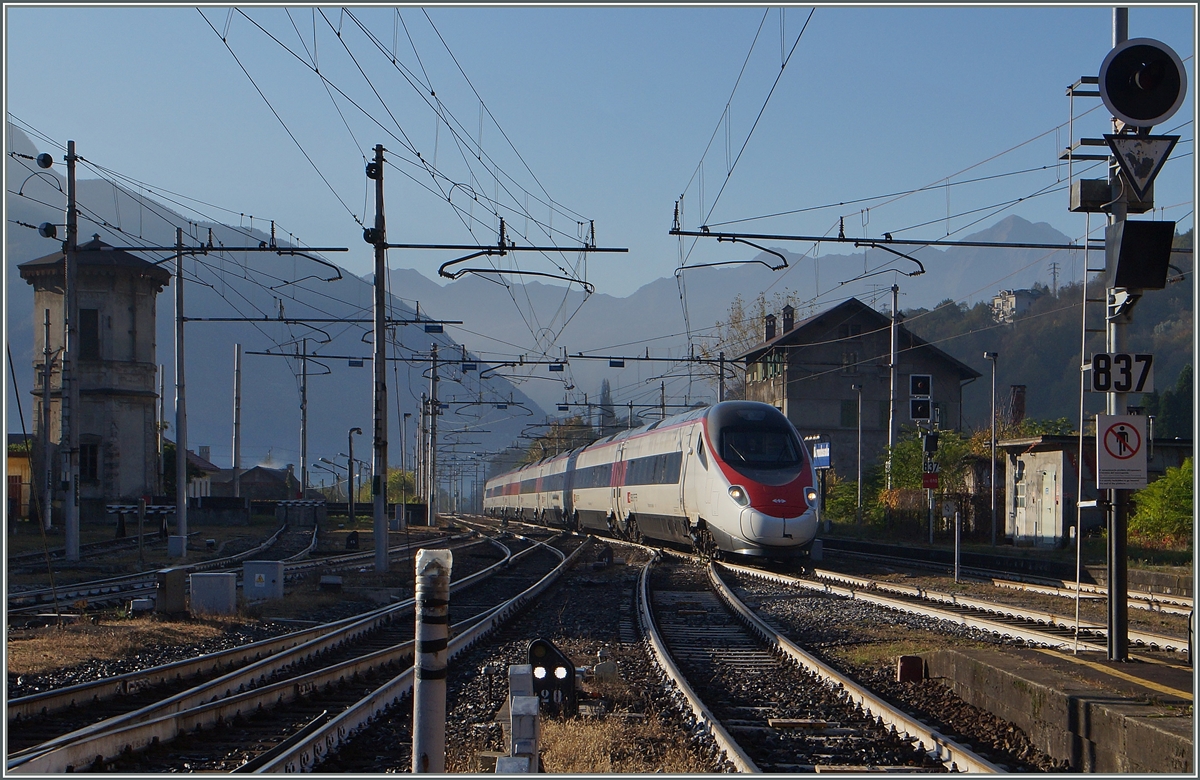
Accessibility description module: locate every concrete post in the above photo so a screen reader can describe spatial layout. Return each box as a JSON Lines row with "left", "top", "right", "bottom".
{"left": 412, "top": 549, "right": 453, "bottom": 773}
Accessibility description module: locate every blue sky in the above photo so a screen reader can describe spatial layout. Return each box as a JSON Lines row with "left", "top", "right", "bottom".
{"left": 5, "top": 4, "right": 1196, "bottom": 301}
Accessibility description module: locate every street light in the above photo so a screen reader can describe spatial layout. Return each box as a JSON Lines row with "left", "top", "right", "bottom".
{"left": 851, "top": 383, "right": 863, "bottom": 526}
{"left": 984, "top": 352, "right": 999, "bottom": 546}
{"left": 348, "top": 427, "right": 363, "bottom": 525}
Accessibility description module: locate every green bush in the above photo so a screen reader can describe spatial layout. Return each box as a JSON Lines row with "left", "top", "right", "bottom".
{"left": 1130, "top": 457, "right": 1193, "bottom": 546}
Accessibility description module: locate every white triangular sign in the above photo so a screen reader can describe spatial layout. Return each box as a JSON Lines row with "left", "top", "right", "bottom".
{"left": 1105, "top": 134, "right": 1178, "bottom": 201}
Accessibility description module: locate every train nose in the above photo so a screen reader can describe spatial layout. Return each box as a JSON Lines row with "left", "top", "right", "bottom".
{"left": 739, "top": 506, "right": 817, "bottom": 545}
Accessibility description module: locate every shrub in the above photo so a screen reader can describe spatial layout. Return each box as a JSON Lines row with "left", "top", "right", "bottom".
{"left": 1130, "top": 458, "right": 1193, "bottom": 547}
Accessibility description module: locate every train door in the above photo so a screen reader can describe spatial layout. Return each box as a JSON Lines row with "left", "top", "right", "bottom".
{"left": 610, "top": 443, "right": 625, "bottom": 527}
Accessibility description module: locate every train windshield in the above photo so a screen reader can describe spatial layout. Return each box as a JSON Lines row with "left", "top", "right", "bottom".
{"left": 708, "top": 402, "right": 807, "bottom": 486}
{"left": 720, "top": 428, "right": 802, "bottom": 470}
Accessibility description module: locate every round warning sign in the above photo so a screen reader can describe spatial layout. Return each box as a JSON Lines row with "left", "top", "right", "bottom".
{"left": 1103, "top": 421, "right": 1142, "bottom": 460}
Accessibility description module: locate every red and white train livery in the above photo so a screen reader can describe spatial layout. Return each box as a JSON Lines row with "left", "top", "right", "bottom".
{"left": 482, "top": 401, "right": 819, "bottom": 560}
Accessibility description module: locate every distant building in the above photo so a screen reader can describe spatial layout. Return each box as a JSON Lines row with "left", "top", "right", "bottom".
{"left": 19, "top": 236, "right": 170, "bottom": 524}
{"left": 7, "top": 434, "right": 33, "bottom": 523}
{"left": 738, "top": 298, "right": 981, "bottom": 478}
{"left": 999, "top": 434, "right": 1192, "bottom": 547}
{"left": 990, "top": 288, "right": 1044, "bottom": 323}
{"left": 209, "top": 464, "right": 302, "bottom": 501}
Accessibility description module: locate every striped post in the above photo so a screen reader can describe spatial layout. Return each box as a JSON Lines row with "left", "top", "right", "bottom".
{"left": 412, "top": 549, "right": 452, "bottom": 773}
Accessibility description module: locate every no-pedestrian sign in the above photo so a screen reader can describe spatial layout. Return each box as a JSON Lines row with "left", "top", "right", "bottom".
{"left": 1096, "top": 414, "right": 1147, "bottom": 489}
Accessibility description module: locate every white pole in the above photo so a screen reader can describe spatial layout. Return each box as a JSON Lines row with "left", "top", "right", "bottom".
{"left": 412, "top": 549, "right": 453, "bottom": 773}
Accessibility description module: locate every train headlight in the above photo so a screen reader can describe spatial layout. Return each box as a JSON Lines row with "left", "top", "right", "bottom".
{"left": 804, "top": 487, "right": 819, "bottom": 506}
{"left": 728, "top": 485, "right": 750, "bottom": 507}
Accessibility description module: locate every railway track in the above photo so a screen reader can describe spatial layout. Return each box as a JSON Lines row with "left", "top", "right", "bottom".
{"left": 735, "top": 562, "right": 1191, "bottom": 660}
{"left": 7, "top": 525, "right": 455, "bottom": 622}
{"left": 6, "top": 529, "right": 585, "bottom": 773}
{"left": 640, "top": 552, "right": 1002, "bottom": 772}
{"left": 821, "top": 544, "right": 1194, "bottom": 616}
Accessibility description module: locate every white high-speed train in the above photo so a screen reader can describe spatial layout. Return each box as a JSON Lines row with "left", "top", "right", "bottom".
{"left": 482, "top": 401, "right": 819, "bottom": 560}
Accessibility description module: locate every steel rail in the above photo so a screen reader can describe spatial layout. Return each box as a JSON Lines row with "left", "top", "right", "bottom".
{"left": 6, "top": 534, "right": 479, "bottom": 725}
{"left": 6, "top": 536, "right": 516, "bottom": 770}
{"left": 821, "top": 545, "right": 1193, "bottom": 613}
{"left": 710, "top": 563, "right": 1003, "bottom": 773}
{"left": 251, "top": 533, "right": 587, "bottom": 772}
{"left": 811, "top": 567, "right": 1188, "bottom": 653}
{"left": 8, "top": 523, "right": 292, "bottom": 611}
{"left": 637, "top": 550, "right": 760, "bottom": 773}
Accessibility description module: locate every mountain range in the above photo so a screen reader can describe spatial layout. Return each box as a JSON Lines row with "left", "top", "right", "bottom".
{"left": 10, "top": 123, "right": 1153, "bottom": 483}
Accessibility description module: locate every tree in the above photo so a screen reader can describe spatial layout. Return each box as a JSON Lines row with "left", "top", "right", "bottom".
{"left": 701, "top": 290, "right": 806, "bottom": 400}
{"left": 387, "top": 468, "right": 419, "bottom": 504}
{"left": 519, "top": 415, "right": 596, "bottom": 465}
{"left": 598, "top": 379, "right": 619, "bottom": 436}
{"left": 162, "top": 442, "right": 204, "bottom": 497}
{"left": 1130, "top": 457, "right": 1192, "bottom": 546}
{"left": 1142, "top": 363, "right": 1192, "bottom": 439}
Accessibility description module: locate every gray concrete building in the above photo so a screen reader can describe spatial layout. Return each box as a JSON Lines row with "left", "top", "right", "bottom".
{"left": 20, "top": 235, "right": 170, "bottom": 524}
{"left": 738, "top": 298, "right": 981, "bottom": 479}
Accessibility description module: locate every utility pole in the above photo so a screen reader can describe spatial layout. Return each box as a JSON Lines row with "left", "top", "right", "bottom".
{"left": 299, "top": 337, "right": 308, "bottom": 499}
{"left": 173, "top": 227, "right": 188, "bottom": 557}
{"left": 369, "top": 143, "right": 390, "bottom": 573}
{"left": 62, "top": 140, "right": 80, "bottom": 561}
{"left": 1106, "top": 7, "right": 1130, "bottom": 662}
{"left": 660, "top": 381, "right": 666, "bottom": 421}
{"left": 41, "top": 309, "right": 53, "bottom": 531}
{"left": 428, "top": 344, "right": 439, "bottom": 526}
{"left": 886, "top": 284, "right": 899, "bottom": 490}
{"left": 232, "top": 344, "right": 242, "bottom": 498}
{"left": 158, "top": 365, "right": 165, "bottom": 496}
{"left": 718, "top": 351, "right": 726, "bottom": 402}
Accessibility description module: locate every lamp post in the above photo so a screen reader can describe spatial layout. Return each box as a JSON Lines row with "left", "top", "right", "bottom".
{"left": 348, "top": 427, "right": 362, "bottom": 525}
{"left": 852, "top": 383, "right": 863, "bottom": 526}
{"left": 984, "top": 352, "right": 998, "bottom": 546}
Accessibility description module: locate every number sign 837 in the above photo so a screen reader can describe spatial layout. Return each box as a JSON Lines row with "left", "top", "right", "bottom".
{"left": 1091, "top": 353, "right": 1153, "bottom": 393}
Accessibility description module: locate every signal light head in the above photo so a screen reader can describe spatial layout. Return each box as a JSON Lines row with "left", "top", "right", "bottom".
{"left": 36, "top": 153, "right": 54, "bottom": 169}
{"left": 37, "top": 222, "right": 57, "bottom": 239}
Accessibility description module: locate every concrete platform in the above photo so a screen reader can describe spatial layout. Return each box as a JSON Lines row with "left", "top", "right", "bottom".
{"left": 921, "top": 646, "right": 1193, "bottom": 773}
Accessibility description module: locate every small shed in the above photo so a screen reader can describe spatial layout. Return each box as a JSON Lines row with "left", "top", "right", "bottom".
{"left": 1000, "top": 434, "right": 1193, "bottom": 547}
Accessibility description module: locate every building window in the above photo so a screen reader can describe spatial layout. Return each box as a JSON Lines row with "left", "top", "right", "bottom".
{"left": 80, "top": 308, "right": 100, "bottom": 360}
{"left": 1015, "top": 481, "right": 1026, "bottom": 509}
{"left": 840, "top": 400, "right": 858, "bottom": 428}
{"left": 841, "top": 351, "right": 858, "bottom": 374}
{"left": 80, "top": 443, "right": 99, "bottom": 482}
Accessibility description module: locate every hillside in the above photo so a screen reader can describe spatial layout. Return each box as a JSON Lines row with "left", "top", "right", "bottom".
{"left": 901, "top": 229, "right": 1194, "bottom": 429}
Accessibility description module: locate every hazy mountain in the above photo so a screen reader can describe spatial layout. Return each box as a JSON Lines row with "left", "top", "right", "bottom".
{"left": 9, "top": 121, "right": 1120, "bottom": 476}
{"left": 5, "top": 126, "right": 543, "bottom": 478}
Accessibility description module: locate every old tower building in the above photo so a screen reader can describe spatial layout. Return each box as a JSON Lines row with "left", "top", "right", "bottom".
{"left": 20, "top": 235, "right": 170, "bottom": 523}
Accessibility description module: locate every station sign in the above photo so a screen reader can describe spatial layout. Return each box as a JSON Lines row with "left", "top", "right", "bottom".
{"left": 812, "top": 441, "right": 830, "bottom": 470}
{"left": 1096, "top": 414, "right": 1147, "bottom": 489}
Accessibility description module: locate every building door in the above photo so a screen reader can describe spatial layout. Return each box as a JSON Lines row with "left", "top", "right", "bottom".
{"left": 1039, "top": 466, "right": 1057, "bottom": 547}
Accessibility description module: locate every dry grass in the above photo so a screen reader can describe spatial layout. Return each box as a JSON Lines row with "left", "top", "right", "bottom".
{"left": 6, "top": 616, "right": 240, "bottom": 676}
{"left": 540, "top": 712, "right": 710, "bottom": 773}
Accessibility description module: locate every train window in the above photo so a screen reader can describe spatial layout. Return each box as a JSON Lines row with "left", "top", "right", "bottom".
{"left": 697, "top": 436, "right": 708, "bottom": 470}
{"left": 720, "top": 428, "right": 801, "bottom": 470}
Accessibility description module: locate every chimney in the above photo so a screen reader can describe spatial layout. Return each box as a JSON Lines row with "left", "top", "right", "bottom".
{"left": 1008, "top": 385, "right": 1026, "bottom": 427}
{"left": 198, "top": 445, "right": 211, "bottom": 462}
{"left": 782, "top": 304, "right": 795, "bottom": 333}
{"left": 765, "top": 313, "right": 777, "bottom": 341}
